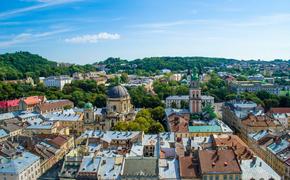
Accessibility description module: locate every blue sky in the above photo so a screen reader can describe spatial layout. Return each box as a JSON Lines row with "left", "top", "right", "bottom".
{"left": 1, "top": 0, "right": 290, "bottom": 64}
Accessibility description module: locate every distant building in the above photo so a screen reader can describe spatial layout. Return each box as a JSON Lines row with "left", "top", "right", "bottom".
{"left": 34, "top": 99, "right": 74, "bottom": 114}
{"left": 248, "top": 130, "right": 289, "bottom": 179}
{"left": 169, "top": 73, "right": 182, "bottom": 81}
{"left": 269, "top": 107, "right": 290, "bottom": 129}
{"left": 43, "top": 75, "right": 72, "bottom": 90}
{"left": 43, "top": 110, "right": 84, "bottom": 135}
{"left": 231, "top": 81, "right": 282, "bottom": 95}
{"left": 166, "top": 71, "right": 214, "bottom": 111}
{"left": 222, "top": 100, "right": 283, "bottom": 141}
{"left": 248, "top": 74, "right": 264, "bottom": 81}
{"left": 161, "top": 69, "right": 171, "bottom": 74}
{"left": 19, "top": 96, "right": 46, "bottom": 111}
{"left": 166, "top": 95, "right": 214, "bottom": 109}
{"left": 0, "top": 151, "right": 41, "bottom": 180}
{"left": 0, "top": 99, "right": 20, "bottom": 113}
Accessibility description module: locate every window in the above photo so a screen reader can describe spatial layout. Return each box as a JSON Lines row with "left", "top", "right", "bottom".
{"left": 210, "top": 176, "right": 213, "bottom": 180}
{"left": 223, "top": 175, "right": 228, "bottom": 180}
{"left": 203, "top": 176, "right": 208, "bottom": 180}
{"left": 229, "top": 175, "right": 233, "bottom": 180}
{"left": 216, "top": 176, "right": 220, "bottom": 180}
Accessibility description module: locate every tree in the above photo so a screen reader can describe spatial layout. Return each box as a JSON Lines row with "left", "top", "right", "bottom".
{"left": 236, "top": 75, "right": 247, "bottom": 81}
{"left": 264, "top": 99, "right": 279, "bottom": 111}
{"left": 202, "top": 104, "right": 216, "bottom": 120}
{"left": 171, "top": 102, "right": 177, "bottom": 108}
{"left": 120, "top": 73, "right": 129, "bottom": 83}
{"left": 94, "top": 94, "right": 107, "bottom": 108}
{"left": 279, "top": 96, "right": 290, "bottom": 107}
{"left": 256, "top": 91, "right": 271, "bottom": 100}
{"left": 136, "top": 109, "right": 152, "bottom": 119}
{"left": 180, "top": 100, "right": 189, "bottom": 109}
{"left": 148, "top": 123, "right": 164, "bottom": 134}
{"left": 150, "top": 106, "right": 165, "bottom": 121}
{"left": 113, "top": 108, "right": 165, "bottom": 134}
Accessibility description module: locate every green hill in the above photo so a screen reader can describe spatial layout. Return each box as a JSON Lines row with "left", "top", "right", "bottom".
{"left": 0, "top": 51, "right": 96, "bottom": 80}
{"left": 95, "top": 56, "right": 239, "bottom": 74}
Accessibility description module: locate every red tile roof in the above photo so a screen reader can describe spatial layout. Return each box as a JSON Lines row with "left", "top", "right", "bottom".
{"left": 168, "top": 114, "right": 189, "bottom": 133}
{"left": 49, "top": 136, "right": 69, "bottom": 148}
{"left": 23, "top": 96, "right": 45, "bottom": 105}
{"left": 179, "top": 156, "right": 200, "bottom": 178}
{"left": 242, "top": 114, "right": 279, "bottom": 128}
{"left": 0, "top": 99, "right": 20, "bottom": 109}
{"left": 269, "top": 108, "right": 290, "bottom": 114}
{"left": 213, "top": 134, "right": 254, "bottom": 160}
{"left": 198, "top": 149, "right": 242, "bottom": 175}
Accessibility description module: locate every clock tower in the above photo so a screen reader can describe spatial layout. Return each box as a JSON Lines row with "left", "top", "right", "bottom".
{"left": 189, "top": 69, "right": 202, "bottom": 113}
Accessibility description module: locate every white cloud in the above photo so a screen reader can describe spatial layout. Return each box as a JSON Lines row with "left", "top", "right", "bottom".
{"left": 0, "top": 29, "right": 70, "bottom": 47}
{"left": 0, "top": 0, "right": 82, "bottom": 19}
{"left": 65, "top": 32, "right": 121, "bottom": 43}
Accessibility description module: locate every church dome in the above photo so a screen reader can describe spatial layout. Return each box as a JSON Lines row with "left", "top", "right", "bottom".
{"left": 84, "top": 102, "right": 93, "bottom": 109}
{"left": 108, "top": 85, "right": 129, "bottom": 98}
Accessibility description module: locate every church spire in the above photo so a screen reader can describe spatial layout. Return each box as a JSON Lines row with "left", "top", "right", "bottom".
{"left": 190, "top": 67, "right": 199, "bottom": 88}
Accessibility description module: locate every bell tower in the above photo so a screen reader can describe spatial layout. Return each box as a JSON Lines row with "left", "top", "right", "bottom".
{"left": 189, "top": 69, "right": 202, "bottom": 113}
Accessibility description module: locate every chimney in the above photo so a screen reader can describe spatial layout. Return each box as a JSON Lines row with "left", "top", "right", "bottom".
{"left": 224, "top": 162, "right": 228, "bottom": 166}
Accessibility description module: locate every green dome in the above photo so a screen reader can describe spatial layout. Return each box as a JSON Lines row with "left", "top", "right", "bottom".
{"left": 84, "top": 102, "right": 93, "bottom": 109}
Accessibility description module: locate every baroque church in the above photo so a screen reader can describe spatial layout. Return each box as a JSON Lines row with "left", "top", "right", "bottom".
{"left": 83, "top": 85, "right": 137, "bottom": 131}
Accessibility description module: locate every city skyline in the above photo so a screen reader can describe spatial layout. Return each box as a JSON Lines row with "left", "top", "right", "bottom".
{"left": 1, "top": 0, "right": 290, "bottom": 64}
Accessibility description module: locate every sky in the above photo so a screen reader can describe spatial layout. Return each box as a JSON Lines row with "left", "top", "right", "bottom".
{"left": 1, "top": 0, "right": 290, "bottom": 64}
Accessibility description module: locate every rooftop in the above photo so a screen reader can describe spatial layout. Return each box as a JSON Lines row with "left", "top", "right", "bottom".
{"left": 18, "top": 111, "right": 39, "bottom": 119}
{"left": 267, "top": 139, "right": 289, "bottom": 154}
{"left": 122, "top": 157, "right": 158, "bottom": 177}
{"left": 43, "top": 111, "right": 82, "bottom": 121}
{"left": 242, "top": 114, "right": 280, "bottom": 128}
{"left": 81, "top": 130, "right": 141, "bottom": 143}
{"left": 37, "top": 100, "right": 73, "bottom": 111}
{"left": 179, "top": 156, "right": 200, "bottom": 178}
{"left": 166, "top": 95, "right": 189, "bottom": 100}
{"left": 269, "top": 107, "right": 290, "bottom": 114}
{"left": 97, "top": 157, "right": 123, "bottom": 179}
{"left": 188, "top": 125, "right": 222, "bottom": 133}
{"left": 0, "top": 151, "right": 40, "bottom": 174}
{"left": 240, "top": 157, "right": 280, "bottom": 180}
{"left": 159, "top": 158, "right": 180, "bottom": 179}
{"left": 0, "top": 111, "right": 19, "bottom": 121}
{"left": 0, "top": 129, "right": 8, "bottom": 138}
{"left": 26, "top": 122, "right": 54, "bottom": 130}
{"left": 0, "top": 99, "right": 20, "bottom": 108}
{"left": 198, "top": 149, "right": 242, "bottom": 175}
{"left": 78, "top": 155, "right": 101, "bottom": 174}
{"left": 213, "top": 134, "right": 254, "bottom": 160}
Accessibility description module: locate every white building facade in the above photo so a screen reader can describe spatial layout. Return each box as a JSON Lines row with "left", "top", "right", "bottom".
{"left": 0, "top": 152, "right": 41, "bottom": 180}
{"left": 43, "top": 76, "right": 72, "bottom": 90}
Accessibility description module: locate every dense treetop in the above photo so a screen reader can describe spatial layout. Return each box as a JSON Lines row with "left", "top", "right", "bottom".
{"left": 96, "top": 56, "right": 239, "bottom": 74}
{"left": 0, "top": 51, "right": 96, "bottom": 80}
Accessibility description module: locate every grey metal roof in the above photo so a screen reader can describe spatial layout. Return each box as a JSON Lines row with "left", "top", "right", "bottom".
{"left": 122, "top": 157, "right": 158, "bottom": 177}
{"left": 107, "top": 85, "right": 129, "bottom": 98}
